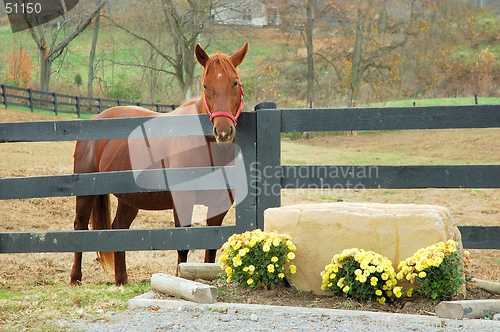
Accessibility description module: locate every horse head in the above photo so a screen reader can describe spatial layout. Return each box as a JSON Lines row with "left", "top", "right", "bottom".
{"left": 195, "top": 43, "right": 248, "bottom": 143}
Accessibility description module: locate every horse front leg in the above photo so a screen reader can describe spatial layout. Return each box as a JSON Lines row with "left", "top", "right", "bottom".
{"left": 172, "top": 192, "right": 195, "bottom": 274}
{"left": 205, "top": 208, "right": 229, "bottom": 263}
{"left": 70, "top": 195, "right": 97, "bottom": 285}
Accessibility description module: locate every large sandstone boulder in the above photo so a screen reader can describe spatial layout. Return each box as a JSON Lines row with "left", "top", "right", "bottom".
{"left": 264, "top": 202, "right": 462, "bottom": 295}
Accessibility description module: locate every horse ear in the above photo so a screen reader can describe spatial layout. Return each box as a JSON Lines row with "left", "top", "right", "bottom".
{"left": 230, "top": 42, "right": 248, "bottom": 67}
{"left": 195, "top": 44, "right": 209, "bottom": 68}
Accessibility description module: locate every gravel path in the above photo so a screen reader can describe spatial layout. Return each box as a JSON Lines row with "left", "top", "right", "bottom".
{"left": 58, "top": 295, "right": 500, "bottom": 332}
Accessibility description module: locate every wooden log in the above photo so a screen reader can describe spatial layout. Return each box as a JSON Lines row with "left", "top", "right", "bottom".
{"left": 178, "top": 263, "right": 225, "bottom": 280}
{"left": 151, "top": 273, "right": 218, "bottom": 304}
{"left": 473, "top": 278, "right": 500, "bottom": 295}
{"left": 435, "top": 299, "right": 500, "bottom": 319}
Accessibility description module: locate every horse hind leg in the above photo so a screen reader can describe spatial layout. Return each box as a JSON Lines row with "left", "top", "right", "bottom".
{"left": 70, "top": 195, "right": 97, "bottom": 285}
{"left": 111, "top": 200, "right": 138, "bottom": 285}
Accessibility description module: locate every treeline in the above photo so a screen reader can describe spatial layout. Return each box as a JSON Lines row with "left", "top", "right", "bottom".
{"left": 1, "top": 0, "right": 499, "bottom": 108}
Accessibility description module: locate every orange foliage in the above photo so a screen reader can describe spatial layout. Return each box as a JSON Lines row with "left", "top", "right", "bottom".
{"left": 6, "top": 46, "right": 36, "bottom": 88}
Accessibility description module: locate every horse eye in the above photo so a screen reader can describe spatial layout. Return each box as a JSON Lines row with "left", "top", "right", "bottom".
{"left": 233, "top": 82, "right": 238, "bottom": 87}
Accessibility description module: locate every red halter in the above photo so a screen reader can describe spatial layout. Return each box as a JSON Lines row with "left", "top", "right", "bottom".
{"left": 203, "top": 85, "right": 244, "bottom": 126}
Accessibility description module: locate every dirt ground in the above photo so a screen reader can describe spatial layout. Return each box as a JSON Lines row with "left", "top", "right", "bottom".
{"left": 1, "top": 108, "right": 500, "bottom": 315}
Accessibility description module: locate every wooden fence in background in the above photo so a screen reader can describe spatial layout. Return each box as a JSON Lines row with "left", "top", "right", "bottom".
{"left": 0, "top": 84, "right": 178, "bottom": 117}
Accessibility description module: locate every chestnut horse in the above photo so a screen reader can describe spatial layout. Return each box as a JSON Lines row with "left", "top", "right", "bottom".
{"left": 70, "top": 43, "right": 248, "bottom": 285}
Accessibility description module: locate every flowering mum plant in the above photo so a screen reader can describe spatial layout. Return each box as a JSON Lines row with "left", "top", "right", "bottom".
{"left": 397, "top": 240, "right": 470, "bottom": 300}
{"left": 321, "top": 248, "right": 400, "bottom": 304}
{"left": 218, "top": 229, "right": 297, "bottom": 290}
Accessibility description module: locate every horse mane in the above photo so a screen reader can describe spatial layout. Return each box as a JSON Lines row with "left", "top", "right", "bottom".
{"left": 203, "top": 53, "right": 240, "bottom": 82}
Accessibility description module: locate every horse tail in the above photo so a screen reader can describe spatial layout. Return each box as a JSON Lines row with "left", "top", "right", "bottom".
{"left": 90, "top": 194, "right": 114, "bottom": 271}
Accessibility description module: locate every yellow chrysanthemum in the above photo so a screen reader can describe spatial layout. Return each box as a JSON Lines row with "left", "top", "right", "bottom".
{"left": 375, "top": 289, "right": 382, "bottom": 296}
{"left": 290, "top": 265, "right": 297, "bottom": 274}
{"left": 287, "top": 252, "right": 296, "bottom": 260}
{"left": 247, "top": 278, "right": 253, "bottom": 285}
{"left": 271, "top": 256, "right": 279, "bottom": 263}
{"left": 218, "top": 255, "right": 229, "bottom": 263}
{"left": 393, "top": 286, "right": 402, "bottom": 298}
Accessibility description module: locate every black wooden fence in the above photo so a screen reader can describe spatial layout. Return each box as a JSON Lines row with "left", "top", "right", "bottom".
{"left": 0, "top": 84, "right": 178, "bottom": 117}
{"left": 1, "top": 102, "right": 500, "bottom": 255}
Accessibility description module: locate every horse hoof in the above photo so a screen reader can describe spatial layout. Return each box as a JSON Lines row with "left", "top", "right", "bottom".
{"left": 115, "top": 278, "right": 129, "bottom": 286}
{"left": 70, "top": 278, "right": 82, "bottom": 286}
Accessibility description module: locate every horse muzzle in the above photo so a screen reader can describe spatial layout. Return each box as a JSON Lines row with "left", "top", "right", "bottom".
{"left": 213, "top": 121, "right": 235, "bottom": 143}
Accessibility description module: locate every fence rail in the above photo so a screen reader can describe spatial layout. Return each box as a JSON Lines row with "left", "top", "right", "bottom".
{"left": 0, "top": 103, "right": 499, "bottom": 256}
{"left": 0, "top": 111, "right": 258, "bottom": 254}
{"left": 0, "top": 84, "right": 178, "bottom": 117}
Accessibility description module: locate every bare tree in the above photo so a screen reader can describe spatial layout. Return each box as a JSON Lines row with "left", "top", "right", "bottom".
{"left": 107, "top": 0, "right": 219, "bottom": 100}
{"left": 28, "top": 0, "right": 107, "bottom": 92}
{"left": 87, "top": 9, "right": 102, "bottom": 100}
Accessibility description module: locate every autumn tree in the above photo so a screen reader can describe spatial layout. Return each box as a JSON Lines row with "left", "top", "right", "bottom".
{"left": 6, "top": 46, "right": 36, "bottom": 88}
{"left": 330, "top": 0, "right": 426, "bottom": 104}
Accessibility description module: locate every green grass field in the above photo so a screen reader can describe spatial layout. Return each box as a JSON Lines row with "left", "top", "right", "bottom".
{"left": 0, "top": 280, "right": 149, "bottom": 331}
{"left": 371, "top": 96, "right": 500, "bottom": 107}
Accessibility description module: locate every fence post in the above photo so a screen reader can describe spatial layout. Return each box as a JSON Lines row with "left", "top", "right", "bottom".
{"left": 475, "top": 93, "right": 478, "bottom": 105}
{"left": 98, "top": 98, "right": 102, "bottom": 113}
{"left": 1, "top": 84, "right": 8, "bottom": 109}
{"left": 117, "top": 100, "right": 121, "bottom": 106}
{"left": 28, "top": 88, "right": 33, "bottom": 113}
{"left": 53, "top": 92, "right": 58, "bottom": 116}
{"left": 76, "top": 96, "right": 81, "bottom": 119}
{"left": 156, "top": 104, "right": 160, "bottom": 112}
{"left": 233, "top": 111, "right": 258, "bottom": 234}
{"left": 254, "top": 102, "right": 280, "bottom": 230}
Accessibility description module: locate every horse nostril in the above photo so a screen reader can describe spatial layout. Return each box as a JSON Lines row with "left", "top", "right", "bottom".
{"left": 230, "top": 126, "right": 235, "bottom": 137}
{"left": 213, "top": 126, "right": 218, "bottom": 138}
